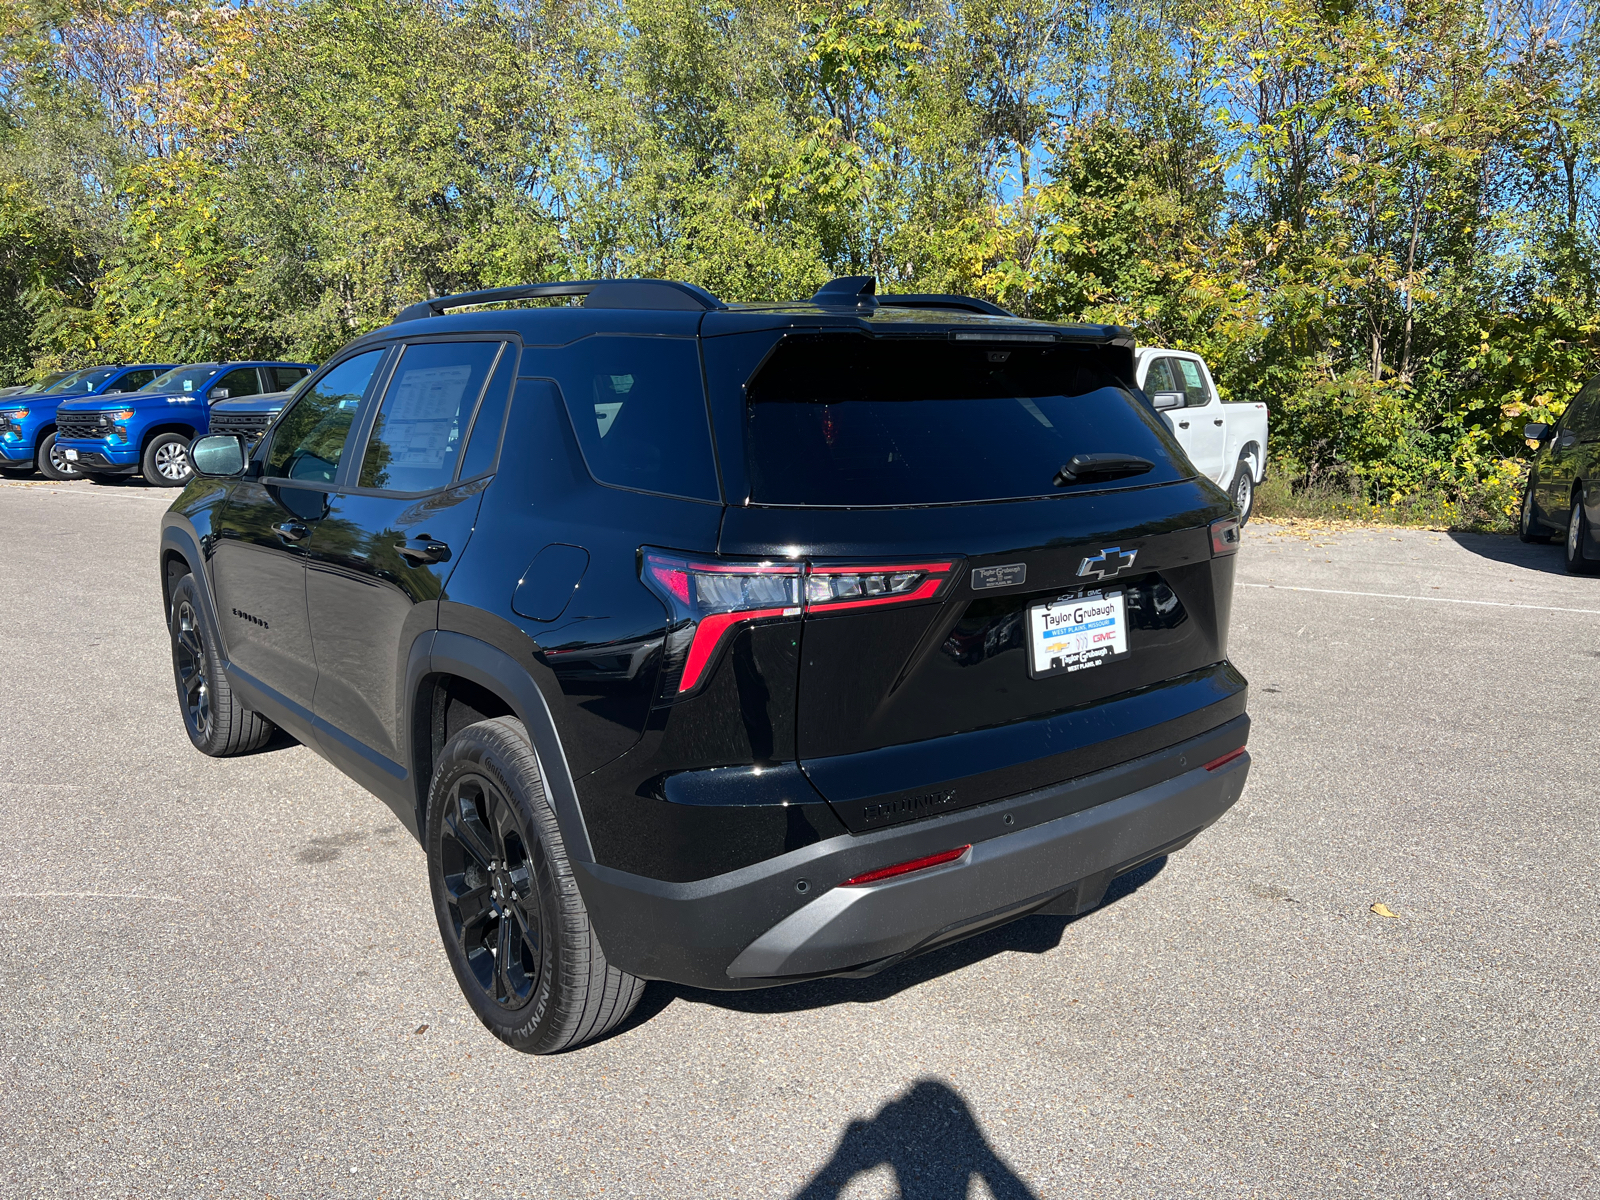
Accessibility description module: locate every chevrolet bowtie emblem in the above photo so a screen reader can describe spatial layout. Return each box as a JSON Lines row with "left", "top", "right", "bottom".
{"left": 1077, "top": 547, "right": 1138, "bottom": 581}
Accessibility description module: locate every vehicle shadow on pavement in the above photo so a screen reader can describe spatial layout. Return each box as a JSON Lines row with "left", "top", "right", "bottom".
{"left": 789, "top": 1078, "right": 1040, "bottom": 1199}
{"left": 618, "top": 856, "right": 1167, "bottom": 1030}
{"left": 1445, "top": 531, "right": 1568, "bottom": 574}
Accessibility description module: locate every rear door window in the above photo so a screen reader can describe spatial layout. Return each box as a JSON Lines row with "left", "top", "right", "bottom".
{"left": 266, "top": 350, "right": 387, "bottom": 483}
{"left": 742, "top": 333, "right": 1186, "bottom": 506}
{"left": 549, "top": 336, "right": 719, "bottom": 501}
{"left": 356, "top": 340, "right": 503, "bottom": 493}
{"left": 212, "top": 367, "right": 264, "bottom": 400}
{"left": 1173, "top": 358, "right": 1212, "bottom": 406}
{"left": 270, "top": 366, "right": 311, "bottom": 391}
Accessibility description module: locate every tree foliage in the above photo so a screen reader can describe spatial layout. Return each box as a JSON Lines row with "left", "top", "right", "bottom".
{"left": 2, "top": 0, "right": 1598, "bottom": 514}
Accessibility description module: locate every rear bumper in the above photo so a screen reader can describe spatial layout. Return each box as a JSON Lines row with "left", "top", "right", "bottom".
{"left": 577, "top": 713, "right": 1249, "bottom": 989}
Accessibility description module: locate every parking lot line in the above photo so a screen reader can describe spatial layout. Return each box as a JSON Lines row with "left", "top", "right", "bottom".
{"left": 1240, "top": 581, "right": 1600, "bottom": 615}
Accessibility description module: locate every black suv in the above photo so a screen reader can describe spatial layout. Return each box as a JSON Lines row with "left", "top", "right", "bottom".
{"left": 1520, "top": 372, "right": 1600, "bottom": 572}
{"left": 162, "top": 277, "right": 1251, "bottom": 1053}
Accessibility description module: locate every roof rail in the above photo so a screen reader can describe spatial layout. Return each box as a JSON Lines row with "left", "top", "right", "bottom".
{"left": 878, "top": 293, "right": 1014, "bottom": 318}
{"left": 810, "top": 276, "right": 879, "bottom": 309}
{"left": 393, "top": 279, "right": 724, "bottom": 322}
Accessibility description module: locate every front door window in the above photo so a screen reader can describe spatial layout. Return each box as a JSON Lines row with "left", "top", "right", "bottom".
{"left": 266, "top": 351, "right": 387, "bottom": 484}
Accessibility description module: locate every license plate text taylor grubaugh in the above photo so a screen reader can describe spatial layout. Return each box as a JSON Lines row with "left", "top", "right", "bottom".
{"left": 1029, "top": 590, "right": 1129, "bottom": 677}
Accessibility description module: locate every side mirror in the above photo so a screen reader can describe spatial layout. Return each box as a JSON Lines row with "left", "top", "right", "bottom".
{"left": 191, "top": 434, "right": 247, "bottom": 478}
{"left": 1524, "top": 422, "right": 1549, "bottom": 441}
{"left": 1152, "top": 391, "right": 1185, "bottom": 411}
{"left": 210, "top": 387, "right": 230, "bottom": 401}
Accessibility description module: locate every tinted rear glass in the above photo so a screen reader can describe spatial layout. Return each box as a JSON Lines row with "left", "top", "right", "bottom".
{"left": 743, "top": 334, "right": 1185, "bottom": 506}
{"left": 549, "top": 336, "right": 719, "bottom": 502}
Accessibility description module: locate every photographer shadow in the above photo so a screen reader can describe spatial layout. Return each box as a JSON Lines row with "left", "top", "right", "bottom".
{"left": 792, "top": 1078, "right": 1038, "bottom": 1199}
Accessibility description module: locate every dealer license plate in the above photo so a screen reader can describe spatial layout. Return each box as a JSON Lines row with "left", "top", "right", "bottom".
{"left": 1028, "top": 590, "right": 1129, "bottom": 678}
{"left": 63, "top": 449, "right": 79, "bottom": 461}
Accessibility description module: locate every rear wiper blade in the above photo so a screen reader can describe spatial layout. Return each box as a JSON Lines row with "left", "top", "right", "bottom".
{"left": 1053, "top": 453, "right": 1154, "bottom": 487}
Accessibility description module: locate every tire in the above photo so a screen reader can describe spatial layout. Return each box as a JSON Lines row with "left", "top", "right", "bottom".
{"left": 1519, "top": 475, "right": 1554, "bottom": 543}
{"left": 426, "top": 717, "right": 645, "bottom": 1054}
{"left": 143, "top": 432, "right": 194, "bottom": 487}
{"left": 1228, "top": 458, "right": 1255, "bottom": 525}
{"left": 168, "top": 573, "right": 277, "bottom": 755}
{"left": 36, "top": 430, "right": 82, "bottom": 481}
{"left": 1564, "top": 490, "right": 1600, "bottom": 575}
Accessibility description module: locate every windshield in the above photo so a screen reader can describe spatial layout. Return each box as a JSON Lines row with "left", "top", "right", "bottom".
{"left": 44, "top": 367, "right": 120, "bottom": 396}
{"left": 742, "top": 334, "right": 1186, "bottom": 506}
{"left": 139, "top": 364, "right": 220, "bottom": 394}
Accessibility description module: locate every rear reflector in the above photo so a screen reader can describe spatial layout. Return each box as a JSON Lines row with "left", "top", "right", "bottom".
{"left": 1203, "top": 746, "right": 1247, "bottom": 771}
{"left": 842, "top": 845, "right": 971, "bottom": 887}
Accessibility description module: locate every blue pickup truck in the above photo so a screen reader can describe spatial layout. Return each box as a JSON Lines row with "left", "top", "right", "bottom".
{"left": 1, "top": 364, "right": 175, "bottom": 480}
{"left": 56, "top": 361, "right": 314, "bottom": 486}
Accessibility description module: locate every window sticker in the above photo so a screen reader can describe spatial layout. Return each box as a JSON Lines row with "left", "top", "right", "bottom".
{"left": 385, "top": 364, "right": 473, "bottom": 468}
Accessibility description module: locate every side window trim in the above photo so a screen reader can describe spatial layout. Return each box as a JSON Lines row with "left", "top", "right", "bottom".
{"left": 454, "top": 342, "right": 514, "bottom": 483}
{"left": 260, "top": 345, "right": 395, "bottom": 483}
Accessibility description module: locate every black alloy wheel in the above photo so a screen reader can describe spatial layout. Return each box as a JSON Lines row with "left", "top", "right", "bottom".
{"left": 1565, "top": 490, "right": 1600, "bottom": 575}
{"left": 1229, "top": 460, "right": 1255, "bottom": 525}
{"left": 173, "top": 597, "right": 213, "bottom": 742}
{"left": 1519, "top": 476, "right": 1552, "bottom": 543}
{"left": 437, "top": 773, "right": 546, "bottom": 1011}
{"left": 167, "top": 573, "right": 277, "bottom": 755}
{"left": 426, "top": 718, "right": 645, "bottom": 1054}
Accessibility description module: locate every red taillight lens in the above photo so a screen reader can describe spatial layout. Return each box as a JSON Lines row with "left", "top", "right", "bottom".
{"left": 640, "top": 550, "right": 959, "bottom": 697}
{"left": 1203, "top": 746, "right": 1247, "bottom": 771}
{"left": 642, "top": 552, "right": 803, "bottom": 695}
{"left": 843, "top": 845, "right": 971, "bottom": 887}
{"left": 1210, "top": 515, "right": 1240, "bottom": 556}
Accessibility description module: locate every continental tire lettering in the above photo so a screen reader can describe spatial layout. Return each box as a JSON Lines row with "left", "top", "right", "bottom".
{"left": 861, "top": 788, "right": 958, "bottom": 826}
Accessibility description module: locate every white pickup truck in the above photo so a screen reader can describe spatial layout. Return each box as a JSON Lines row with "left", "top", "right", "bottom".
{"left": 1134, "top": 348, "right": 1268, "bottom": 522}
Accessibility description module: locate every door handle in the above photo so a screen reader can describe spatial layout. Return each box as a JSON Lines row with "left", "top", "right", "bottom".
{"left": 272, "top": 521, "right": 309, "bottom": 544}
{"left": 1178, "top": 421, "right": 1190, "bottom": 429}
{"left": 1213, "top": 418, "right": 1224, "bottom": 426}
{"left": 396, "top": 536, "right": 451, "bottom": 565}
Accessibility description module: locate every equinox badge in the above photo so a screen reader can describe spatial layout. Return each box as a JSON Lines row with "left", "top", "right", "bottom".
{"left": 1077, "top": 547, "right": 1138, "bottom": 581}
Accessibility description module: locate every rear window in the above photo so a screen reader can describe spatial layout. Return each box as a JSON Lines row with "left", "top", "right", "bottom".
{"left": 549, "top": 336, "right": 719, "bottom": 502}
{"left": 744, "top": 334, "right": 1185, "bottom": 506}
{"left": 270, "top": 366, "right": 311, "bottom": 391}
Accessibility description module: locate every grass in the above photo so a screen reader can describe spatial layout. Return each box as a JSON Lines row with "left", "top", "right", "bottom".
{"left": 1252, "top": 471, "right": 1517, "bottom": 534}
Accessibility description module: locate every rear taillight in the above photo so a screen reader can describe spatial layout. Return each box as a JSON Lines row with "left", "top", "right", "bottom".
{"left": 1210, "top": 516, "right": 1240, "bottom": 556}
{"left": 641, "top": 550, "right": 958, "bottom": 697}
{"left": 843, "top": 845, "right": 971, "bottom": 887}
{"left": 805, "top": 562, "right": 954, "bottom": 610}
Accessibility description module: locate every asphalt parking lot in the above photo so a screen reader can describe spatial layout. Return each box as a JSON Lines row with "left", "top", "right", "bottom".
{"left": 2, "top": 476, "right": 1597, "bottom": 1199}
